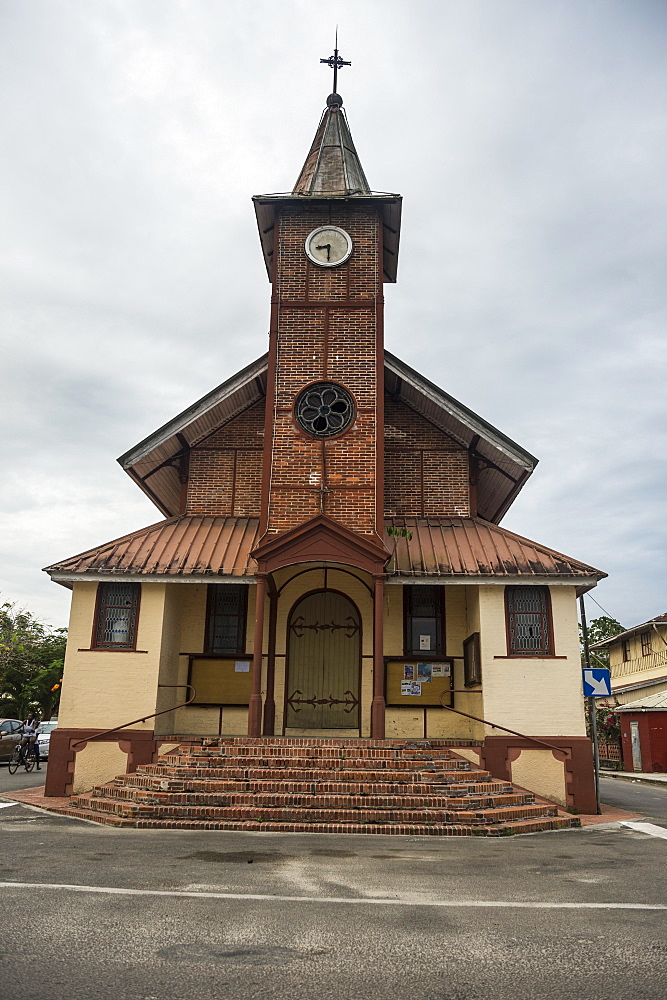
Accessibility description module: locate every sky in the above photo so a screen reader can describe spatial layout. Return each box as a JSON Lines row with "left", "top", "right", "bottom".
{"left": 1, "top": 0, "right": 666, "bottom": 632}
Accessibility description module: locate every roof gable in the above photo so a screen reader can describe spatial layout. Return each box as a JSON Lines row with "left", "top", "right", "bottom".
{"left": 117, "top": 352, "right": 537, "bottom": 523}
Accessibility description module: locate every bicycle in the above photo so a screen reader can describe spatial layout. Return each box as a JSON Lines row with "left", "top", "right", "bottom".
{"left": 8, "top": 741, "right": 37, "bottom": 775}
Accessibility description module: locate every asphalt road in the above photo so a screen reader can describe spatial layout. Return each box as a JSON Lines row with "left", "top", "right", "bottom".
{"left": 1, "top": 780, "right": 666, "bottom": 1000}
{"left": 0, "top": 759, "right": 47, "bottom": 793}
{"left": 599, "top": 775, "right": 667, "bottom": 824}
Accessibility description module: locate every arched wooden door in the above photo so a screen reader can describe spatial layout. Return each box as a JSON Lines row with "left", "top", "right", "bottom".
{"left": 285, "top": 590, "right": 360, "bottom": 730}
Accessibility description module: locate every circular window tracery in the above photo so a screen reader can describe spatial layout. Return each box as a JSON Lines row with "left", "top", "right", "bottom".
{"left": 295, "top": 382, "right": 354, "bottom": 438}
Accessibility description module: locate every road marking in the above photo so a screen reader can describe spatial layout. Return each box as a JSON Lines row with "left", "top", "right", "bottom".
{"left": 621, "top": 822, "right": 667, "bottom": 840}
{"left": 0, "top": 802, "right": 18, "bottom": 810}
{"left": 0, "top": 882, "right": 665, "bottom": 909}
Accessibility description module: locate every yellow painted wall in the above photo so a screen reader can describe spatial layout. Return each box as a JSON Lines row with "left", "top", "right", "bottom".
{"left": 59, "top": 582, "right": 168, "bottom": 731}
{"left": 154, "top": 584, "right": 183, "bottom": 734}
{"left": 72, "top": 741, "right": 128, "bottom": 795}
{"left": 511, "top": 749, "right": 567, "bottom": 807}
{"left": 385, "top": 707, "right": 424, "bottom": 739}
{"left": 479, "top": 585, "right": 586, "bottom": 737}
{"left": 171, "top": 584, "right": 207, "bottom": 734}
{"left": 386, "top": 583, "right": 484, "bottom": 741}
{"left": 453, "top": 747, "right": 481, "bottom": 767}
{"left": 171, "top": 583, "right": 259, "bottom": 736}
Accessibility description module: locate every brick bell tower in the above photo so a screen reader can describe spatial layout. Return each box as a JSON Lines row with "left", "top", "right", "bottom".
{"left": 249, "top": 48, "right": 402, "bottom": 736}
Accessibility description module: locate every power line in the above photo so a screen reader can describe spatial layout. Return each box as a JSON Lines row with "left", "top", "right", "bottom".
{"left": 585, "top": 592, "right": 622, "bottom": 624}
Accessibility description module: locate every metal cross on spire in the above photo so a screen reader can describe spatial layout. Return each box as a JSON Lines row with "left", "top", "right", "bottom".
{"left": 320, "top": 29, "right": 351, "bottom": 96}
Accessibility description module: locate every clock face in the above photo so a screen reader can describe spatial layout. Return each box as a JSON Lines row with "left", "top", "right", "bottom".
{"left": 305, "top": 226, "right": 353, "bottom": 268}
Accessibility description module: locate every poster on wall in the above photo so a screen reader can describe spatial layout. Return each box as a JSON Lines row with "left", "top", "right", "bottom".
{"left": 401, "top": 681, "right": 422, "bottom": 696}
{"left": 403, "top": 664, "right": 415, "bottom": 680}
{"left": 431, "top": 663, "right": 451, "bottom": 678}
{"left": 235, "top": 661, "right": 251, "bottom": 672}
{"left": 417, "top": 663, "right": 432, "bottom": 683}
{"left": 419, "top": 635, "right": 431, "bottom": 650}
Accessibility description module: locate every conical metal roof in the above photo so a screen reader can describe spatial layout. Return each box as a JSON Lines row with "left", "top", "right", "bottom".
{"left": 293, "top": 97, "right": 370, "bottom": 196}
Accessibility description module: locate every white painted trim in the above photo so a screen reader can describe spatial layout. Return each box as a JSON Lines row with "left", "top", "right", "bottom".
{"left": 620, "top": 822, "right": 667, "bottom": 840}
{"left": 48, "top": 573, "right": 595, "bottom": 588}
{"left": 1, "top": 882, "right": 665, "bottom": 909}
{"left": 119, "top": 356, "right": 268, "bottom": 468}
{"left": 385, "top": 577, "right": 597, "bottom": 587}
{"left": 385, "top": 356, "right": 535, "bottom": 471}
{"left": 48, "top": 574, "right": 255, "bottom": 585}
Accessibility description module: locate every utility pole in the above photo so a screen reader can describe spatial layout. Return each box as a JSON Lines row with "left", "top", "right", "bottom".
{"left": 580, "top": 595, "right": 601, "bottom": 814}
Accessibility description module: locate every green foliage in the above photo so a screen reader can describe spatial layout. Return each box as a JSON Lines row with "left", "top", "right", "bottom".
{"left": 0, "top": 600, "right": 67, "bottom": 720}
{"left": 580, "top": 615, "right": 624, "bottom": 669}
{"left": 386, "top": 525, "right": 413, "bottom": 542}
{"left": 594, "top": 707, "right": 621, "bottom": 741}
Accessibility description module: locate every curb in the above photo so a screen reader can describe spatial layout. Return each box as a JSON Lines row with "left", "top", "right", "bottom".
{"left": 601, "top": 771, "right": 667, "bottom": 790}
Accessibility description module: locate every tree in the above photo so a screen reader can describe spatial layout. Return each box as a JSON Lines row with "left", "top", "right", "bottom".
{"left": 580, "top": 614, "right": 624, "bottom": 670}
{"left": 0, "top": 601, "right": 67, "bottom": 720}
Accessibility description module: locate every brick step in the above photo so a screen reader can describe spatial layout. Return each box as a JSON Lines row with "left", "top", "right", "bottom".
{"left": 69, "top": 796, "right": 556, "bottom": 825}
{"left": 91, "top": 786, "right": 535, "bottom": 811}
{"left": 118, "top": 773, "right": 512, "bottom": 797}
{"left": 183, "top": 745, "right": 466, "bottom": 762}
{"left": 160, "top": 754, "right": 472, "bottom": 773}
{"left": 58, "top": 739, "right": 573, "bottom": 838}
{"left": 141, "top": 764, "right": 494, "bottom": 784}
{"left": 52, "top": 808, "right": 576, "bottom": 836}
{"left": 183, "top": 737, "right": 481, "bottom": 749}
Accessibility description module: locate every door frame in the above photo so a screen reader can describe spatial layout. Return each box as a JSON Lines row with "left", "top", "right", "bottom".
{"left": 629, "top": 720, "right": 642, "bottom": 772}
{"left": 283, "top": 587, "right": 363, "bottom": 733}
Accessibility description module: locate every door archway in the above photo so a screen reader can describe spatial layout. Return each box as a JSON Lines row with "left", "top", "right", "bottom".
{"left": 285, "top": 589, "right": 361, "bottom": 730}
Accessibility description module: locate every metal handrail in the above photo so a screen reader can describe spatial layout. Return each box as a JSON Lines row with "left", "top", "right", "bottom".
{"left": 71, "top": 684, "right": 196, "bottom": 750}
{"left": 438, "top": 692, "right": 567, "bottom": 756}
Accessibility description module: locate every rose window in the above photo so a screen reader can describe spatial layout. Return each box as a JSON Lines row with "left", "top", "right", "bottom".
{"left": 295, "top": 382, "right": 354, "bottom": 438}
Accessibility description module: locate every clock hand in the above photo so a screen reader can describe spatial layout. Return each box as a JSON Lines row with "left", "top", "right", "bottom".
{"left": 315, "top": 243, "right": 331, "bottom": 261}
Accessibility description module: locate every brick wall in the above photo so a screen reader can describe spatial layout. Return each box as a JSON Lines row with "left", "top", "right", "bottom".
{"left": 265, "top": 203, "right": 382, "bottom": 535}
{"left": 384, "top": 396, "right": 470, "bottom": 517}
{"left": 186, "top": 401, "right": 264, "bottom": 516}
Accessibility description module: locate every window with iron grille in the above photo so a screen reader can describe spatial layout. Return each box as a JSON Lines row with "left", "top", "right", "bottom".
{"left": 622, "top": 639, "right": 631, "bottom": 662}
{"left": 505, "top": 586, "right": 552, "bottom": 656}
{"left": 93, "top": 583, "right": 140, "bottom": 649}
{"left": 641, "top": 631, "right": 652, "bottom": 656}
{"left": 205, "top": 585, "right": 248, "bottom": 655}
{"left": 404, "top": 586, "right": 445, "bottom": 656}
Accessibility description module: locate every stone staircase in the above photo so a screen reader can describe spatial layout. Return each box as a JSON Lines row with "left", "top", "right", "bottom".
{"left": 56, "top": 738, "right": 578, "bottom": 836}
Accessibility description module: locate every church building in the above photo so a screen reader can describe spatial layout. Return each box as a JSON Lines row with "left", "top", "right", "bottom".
{"left": 44, "top": 62, "right": 605, "bottom": 818}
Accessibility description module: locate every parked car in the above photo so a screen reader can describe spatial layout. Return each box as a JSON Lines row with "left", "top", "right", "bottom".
{"left": 36, "top": 720, "right": 58, "bottom": 761}
{"left": 0, "top": 719, "right": 23, "bottom": 761}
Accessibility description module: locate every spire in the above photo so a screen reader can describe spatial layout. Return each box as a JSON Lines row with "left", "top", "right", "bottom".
{"left": 292, "top": 100, "right": 371, "bottom": 197}
{"left": 292, "top": 37, "right": 370, "bottom": 197}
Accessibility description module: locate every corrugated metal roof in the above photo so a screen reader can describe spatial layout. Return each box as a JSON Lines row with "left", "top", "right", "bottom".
{"left": 590, "top": 613, "right": 667, "bottom": 649}
{"left": 44, "top": 517, "right": 260, "bottom": 580}
{"left": 45, "top": 514, "right": 605, "bottom": 584}
{"left": 616, "top": 690, "right": 667, "bottom": 712}
{"left": 384, "top": 517, "right": 606, "bottom": 582}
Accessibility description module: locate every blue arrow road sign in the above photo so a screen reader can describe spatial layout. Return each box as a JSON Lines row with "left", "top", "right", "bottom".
{"left": 582, "top": 668, "right": 612, "bottom": 697}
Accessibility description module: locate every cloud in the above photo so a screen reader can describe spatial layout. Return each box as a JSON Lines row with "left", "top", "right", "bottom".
{"left": 1, "top": 0, "right": 665, "bottom": 629}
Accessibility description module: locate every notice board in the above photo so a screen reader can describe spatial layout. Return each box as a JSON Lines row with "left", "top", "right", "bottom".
{"left": 385, "top": 659, "right": 453, "bottom": 707}
{"left": 188, "top": 657, "right": 253, "bottom": 705}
